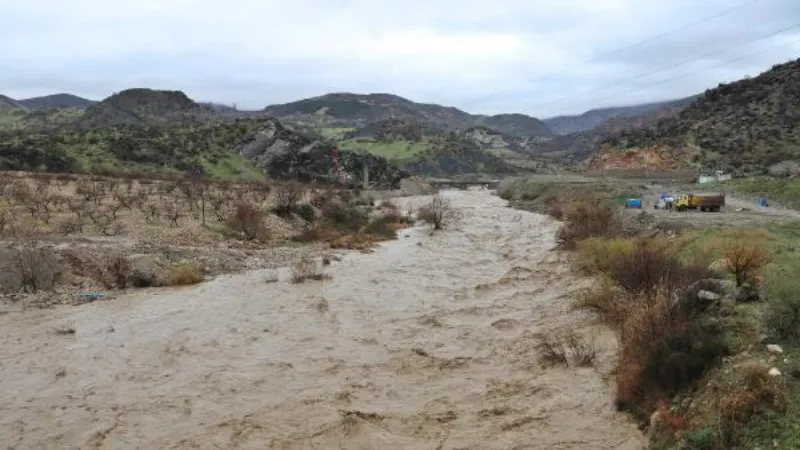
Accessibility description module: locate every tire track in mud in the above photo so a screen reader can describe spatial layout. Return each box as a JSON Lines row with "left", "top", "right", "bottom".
{"left": 0, "top": 189, "right": 645, "bottom": 449}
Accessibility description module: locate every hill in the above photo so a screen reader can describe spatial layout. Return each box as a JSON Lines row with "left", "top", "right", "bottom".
{"left": 474, "top": 113, "right": 553, "bottom": 138}
{"left": 600, "top": 58, "right": 800, "bottom": 173}
{"left": 527, "top": 100, "right": 694, "bottom": 162}
{"left": 18, "top": 93, "right": 96, "bottom": 110}
{"left": 0, "top": 95, "right": 26, "bottom": 110}
{"left": 264, "top": 92, "right": 553, "bottom": 138}
{"left": 0, "top": 114, "right": 407, "bottom": 186}
{"left": 542, "top": 96, "right": 697, "bottom": 135}
{"left": 80, "top": 88, "right": 216, "bottom": 128}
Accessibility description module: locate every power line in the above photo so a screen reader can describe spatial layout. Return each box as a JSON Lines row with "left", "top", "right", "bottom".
{"left": 460, "top": 0, "right": 763, "bottom": 108}
{"left": 524, "top": 22, "right": 800, "bottom": 112}
{"left": 541, "top": 35, "right": 800, "bottom": 115}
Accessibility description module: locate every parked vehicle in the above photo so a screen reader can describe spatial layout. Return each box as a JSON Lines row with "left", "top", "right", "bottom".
{"left": 674, "top": 193, "right": 725, "bottom": 212}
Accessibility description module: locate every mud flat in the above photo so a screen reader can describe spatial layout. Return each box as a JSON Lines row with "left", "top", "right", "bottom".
{"left": 0, "top": 189, "right": 644, "bottom": 449}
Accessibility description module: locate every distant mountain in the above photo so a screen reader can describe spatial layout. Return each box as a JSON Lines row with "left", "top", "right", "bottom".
{"left": 18, "top": 94, "right": 96, "bottom": 110}
{"left": 0, "top": 95, "right": 26, "bottom": 110}
{"left": 599, "top": 58, "right": 800, "bottom": 173}
{"left": 80, "top": 88, "right": 215, "bottom": 127}
{"left": 543, "top": 97, "right": 698, "bottom": 135}
{"left": 264, "top": 92, "right": 553, "bottom": 138}
{"left": 474, "top": 113, "right": 553, "bottom": 138}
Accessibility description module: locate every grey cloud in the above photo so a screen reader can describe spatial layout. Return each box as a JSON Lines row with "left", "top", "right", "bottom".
{"left": 1, "top": 0, "right": 798, "bottom": 117}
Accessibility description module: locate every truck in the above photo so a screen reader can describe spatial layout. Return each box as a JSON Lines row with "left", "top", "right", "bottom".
{"left": 674, "top": 193, "right": 725, "bottom": 212}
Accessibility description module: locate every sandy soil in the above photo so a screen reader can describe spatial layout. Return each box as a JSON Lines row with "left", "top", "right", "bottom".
{"left": 0, "top": 189, "right": 645, "bottom": 449}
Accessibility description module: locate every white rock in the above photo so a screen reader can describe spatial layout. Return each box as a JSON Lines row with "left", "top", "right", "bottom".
{"left": 698, "top": 290, "right": 721, "bottom": 301}
{"left": 768, "top": 367, "right": 781, "bottom": 377}
{"left": 767, "top": 344, "right": 784, "bottom": 354}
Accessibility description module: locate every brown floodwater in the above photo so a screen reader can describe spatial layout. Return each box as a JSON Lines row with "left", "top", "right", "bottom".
{"left": 0, "top": 189, "right": 645, "bottom": 449}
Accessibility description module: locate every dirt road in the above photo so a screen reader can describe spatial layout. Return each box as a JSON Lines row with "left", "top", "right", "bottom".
{"left": 0, "top": 189, "right": 644, "bottom": 450}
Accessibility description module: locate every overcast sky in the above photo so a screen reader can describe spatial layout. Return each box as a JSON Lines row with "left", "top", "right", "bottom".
{"left": 2, "top": 0, "right": 799, "bottom": 117}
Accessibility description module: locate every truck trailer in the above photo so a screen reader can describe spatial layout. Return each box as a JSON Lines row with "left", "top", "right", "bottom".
{"left": 674, "top": 193, "right": 725, "bottom": 212}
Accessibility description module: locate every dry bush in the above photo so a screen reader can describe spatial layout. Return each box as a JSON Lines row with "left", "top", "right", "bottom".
{"left": 613, "top": 286, "right": 728, "bottom": 418}
{"left": 226, "top": 201, "right": 269, "bottom": 241}
{"left": 165, "top": 263, "right": 204, "bottom": 286}
{"left": 722, "top": 241, "right": 769, "bottom": 287}
{"left": 319, "top": 198, "right": 368, "bottom": 233}
{"left": 363, "top": 215, "right": 399, "bottom": 239}
{"left": 291, "top": 254, "right": 328, "bottom": 283}
{"left": 418, "top": 193, "right": 453, "bottom": 230}
{"left": 0, "top": 244, "right": 62, "bottom": 293}
{"left": 556, "top": 201, "right": 620, "bottom": 249}
{"left": 274, "top": 182, "right": 305, "bottom": 217}
{"left": 544, "top": 197, "right": 564, "bottom": 220}
{"left": 57, "top": 215, "right": 84, "bottom": 235}
{"left": 535, "top": 334, "right": 569, "bottom": 367}
{"left": 565, "top": 332, "right": 597, "bottom": 367}
{"left": 536, "top": 330, "right": 597, "bottom": 368}
{"left": 141, "top": 201, "right": 160, "bottom": 223}
{"left": 106, "top": 253, "right": 133, "bottom": 289}
{"left": 576, "top": 236, "right": 715, "bottom": 297}
{"left": 163, "top": 201, "right": 183, "bottom": 227}
{"left": 86, "top": 207, "right": 124, "bottom": 236}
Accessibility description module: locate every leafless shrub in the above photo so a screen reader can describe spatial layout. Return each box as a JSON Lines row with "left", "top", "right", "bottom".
{"left": 291, "top": 254, "right": 328, "bottom": 283}
{"left": 57, "top": 215, "right": 84, "bottom": 235}
{"left": 565, "top": 332, "right": 597, "bottom": 367}
{"left": 141, "top": 202, "right": 160, "bottom": 223}
{"left": 536, "top": 330, "right": 597, "bottom": 368}
{"left": 0, "top": 243, "right": 62, "bottom": 293}
{"left": 164, "top": 201, "right": 183, "bottom": 227}
{"left": 208, "top": 189, "right": 234, "bottom": 221}
{"left": 8, "top": 181, "right": 32, "bottom": 205}
{"left": 106, "top": 253, "right": 133, "bottom": 289}
{"left": 418, "top": 193, "right": 454, "bottom": 230}
{"left": 535, "top": 333, "right": 569, "bottom": 367}
{"left": 274, "top": 181, "right": 304, "bottom": 217}
{"left": 114, "top": 192, "right": 139, "bottom": 210}
{"left": 87, "top": 207, "right": 124, "bottom": 236}
{"left": 226, "top": 201, "right": 269, "bottom": 241}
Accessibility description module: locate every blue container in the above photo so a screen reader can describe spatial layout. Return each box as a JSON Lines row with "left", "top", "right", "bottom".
{"left": 758, "top": 197, "right": 769, "bottom": 207}
{"left": 625, "top": 198, "right": 642, "bottom": 209}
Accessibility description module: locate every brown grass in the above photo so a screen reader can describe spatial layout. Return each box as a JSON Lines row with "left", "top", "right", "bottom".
{"left": 556, "top": 201, "right": 621, "bottom": 249}
{"left": 165, "top": 263, "right": 204, "bottom": 286}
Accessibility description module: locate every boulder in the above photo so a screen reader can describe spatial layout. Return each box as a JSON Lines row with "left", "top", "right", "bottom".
{"left": 128, "top": 254, "right": 168, "bottom": 287}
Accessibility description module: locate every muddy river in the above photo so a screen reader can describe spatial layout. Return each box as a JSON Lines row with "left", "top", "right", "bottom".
{"left": 0, "top": 189, "right": 645, "bottom": 449}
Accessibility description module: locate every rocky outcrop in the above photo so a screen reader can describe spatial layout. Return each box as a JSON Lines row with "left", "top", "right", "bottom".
{"left": 238, "top": 118, "right": 407, "bottom": 187}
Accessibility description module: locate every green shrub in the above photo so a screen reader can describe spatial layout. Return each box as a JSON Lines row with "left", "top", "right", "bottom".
{"left": 296, "top": 202, "right": 317, "bottom": 222}
{"left": 764, "top": 258, "right": 800, "bottom": 341}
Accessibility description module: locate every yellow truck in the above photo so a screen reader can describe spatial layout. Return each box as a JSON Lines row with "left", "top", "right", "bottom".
{"left": 674, "top": 193, "right": 725, "bottom": 212}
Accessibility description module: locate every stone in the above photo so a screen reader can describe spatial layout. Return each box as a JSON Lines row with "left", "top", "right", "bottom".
{"left": 767, "top": 344, "right": 784, "bottom": 354}
{"left": 768, "top": 367, "right": 781, "bottom": 377}
{"left": 698, "top": 290, "right": 721, "bottom": 301}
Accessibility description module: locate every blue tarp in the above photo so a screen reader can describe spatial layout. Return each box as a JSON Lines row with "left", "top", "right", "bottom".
{"left": 625, "top": 198, "right": 643, "bottom": 209}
